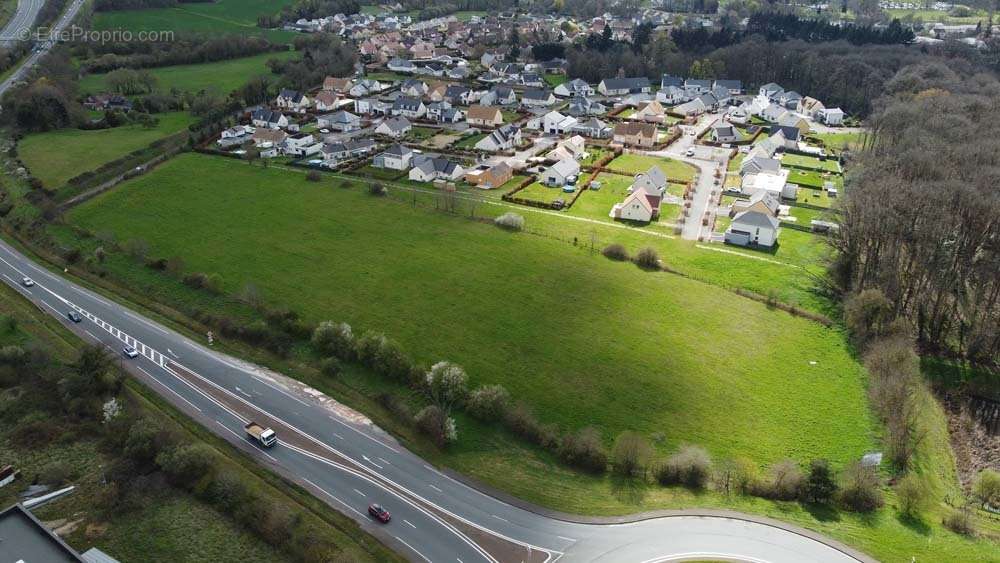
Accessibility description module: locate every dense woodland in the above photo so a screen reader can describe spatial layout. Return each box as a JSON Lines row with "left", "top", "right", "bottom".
{"left": 833, "top": 63, "right": 1000, "bottom": 366}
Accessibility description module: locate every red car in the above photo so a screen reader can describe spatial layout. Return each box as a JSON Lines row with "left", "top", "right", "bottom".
{"left": 368, "top": 503, "right": 391, "bottom": 523}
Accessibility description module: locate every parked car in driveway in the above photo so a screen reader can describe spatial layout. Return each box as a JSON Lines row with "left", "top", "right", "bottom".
{"left": 368, "top": 504, "right": 391, "bottom": 523}
{"left": 123, "top": 346, "right": 139, "bottom": 359}
{"left": 21, "top": 277, "right": 34, "bottom": 287}
{"left": 67, "top": 311, "right": 82, "bottom": 323}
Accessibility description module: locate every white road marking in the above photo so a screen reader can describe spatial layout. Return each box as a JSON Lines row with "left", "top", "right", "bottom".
{"left": 332, "top": 432, "right": 344, "bottom": 439}
{"left": 393, "top": 536, "right": 431, "bottom": 563}
{"left": 491, "top": 515, "right": 508, "bottom": 523}
{"left": 352, "top": 488, "right": 365, "bottom": 497}
{"left": 137, "top": 366, "right": 202, "bottom": 413}
{"left": 378, "top": 457, "right": 391, "bottom": 465}
{"left": 557, "top": 535, "right": 576, "bottom": 542}
{"left": 362, "top": 455, "right": 383, "bottom": 469}
{"left": 234, "top": 387, "right": 252, "bottom": 399}
{"left": 302, "top": 478, "right": 362, "bottom": 516}
{"left": 84, "top": 330, "right": 100, "bottom": 341}
{"left": 429, "top": 484, "right": 442, "bottom": 493}
{"left": 327, "top": 415, "right": 400, "bottom": 453}
{"left": 168, "top": 348, "right": 179, "bottom": 358}
{"left": 403, "top": 519, "right": 417, "bottom": 529}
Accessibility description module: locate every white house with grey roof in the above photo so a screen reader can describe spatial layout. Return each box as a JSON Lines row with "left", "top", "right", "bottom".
{"left": 409, "top": 155, "right": 465, "bottom": 182}
{"left": 597, "top": 77, "right": 651, "bottom": 96}
{"left": 554, "top": 78, "right": 594, "bottom": 98}
{"left": 392, "top": 96, "right": 426, "bottom": 118}
{"left": 726, "top": 210, "right": 780, "bottom": 248}
{"left": 317, "top": 110, "right": 361, "bottom": 132}
{"left": 373, "top": 144, "right": 414, "bottom": 170}
{"left": 541, "top": 159, "right": 581, "bottom": 187}
{"left": 521, "top": 88, "right": 556, "bottom": 108}
{"left": 375, "top": 116, "right": 412, "bottom": 138}
{"left": 475, "top": 124, "right": 521, "bottom": 152}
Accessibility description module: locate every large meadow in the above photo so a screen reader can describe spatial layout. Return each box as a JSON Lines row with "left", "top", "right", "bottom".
{"left": 69, "top": 154, "right": 876, "bottom": 468}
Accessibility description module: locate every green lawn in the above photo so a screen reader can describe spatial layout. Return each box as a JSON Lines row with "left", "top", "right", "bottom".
{"left": 813, "top": 132, "right": 866, "bottom": 152}
{"left": 781, "top": 153, "right": 841, "bottom": 173}
{"left": 92, "top": 0, "right": 298, "bottom": 40}
{"left": 454, "top": 132, "right": 487, "bottom": 149}
{"left": 607, "top": 154, "right": 696, "bottom": 183}
{"left": 787, "top": 168, "right": 842, "bottom": 190}
{"left": 70, "top": 153, "right": 876, "bottom": 470}
{"left": 407, "top": 126, "right": 437, "bottom": 141}
{"left": 543, "top": 74, "right": 568, "bottom": 88}
{"left": 514, "top": 181, "right": 572, "bottom": 205}
{"left": 17, "top": 112, "right": 196, "bottom": 188}
{"left": 78, "top": 51, "right": 297, "bottom": 96}
{"left": 568, "top": 172, "right": 681, "bottom": 227}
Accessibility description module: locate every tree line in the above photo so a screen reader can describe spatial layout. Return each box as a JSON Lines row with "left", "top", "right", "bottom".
{"left": 832, "top": 61, "right": 1000, "bottom": 366}
{"left": 94, "top": 0, "right": 211, "bottom": 10}
{"left": 73, "top": 36, "right": 288, "bottom": 74}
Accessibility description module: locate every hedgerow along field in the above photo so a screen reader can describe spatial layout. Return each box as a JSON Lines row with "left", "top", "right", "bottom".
{"left": 17, "top": 112, "right": 196, "bottom": 189}
{"left": 77, "top": 51, "right": 298, "bottom": 97}
{"left": 69, "top": 154, "right": 876, "bottom": 468}
{"left": 92, "top": 0, "right": 298, "bottom": 41}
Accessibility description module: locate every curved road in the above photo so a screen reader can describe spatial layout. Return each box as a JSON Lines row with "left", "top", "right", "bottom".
{"left": 0, "top": 0, "right": 87, "bottom": 93}
{"left": 0, "top": 0, "right": 44, "bottom": 44}
{"left": 0, "top": 238, "right": 874, "bottom": 563}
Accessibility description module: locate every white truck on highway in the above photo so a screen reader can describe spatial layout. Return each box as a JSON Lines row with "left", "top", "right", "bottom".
{"left": 244, "top": 422, "right": 277, "bottom": 448}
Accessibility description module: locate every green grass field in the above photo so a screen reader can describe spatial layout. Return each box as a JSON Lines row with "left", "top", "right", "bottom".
{"left": 17, "top": 112, "right": 196, "bottom": 188}
{"left": 92, "top": 0, "right": 297, "bottom": 40}
{"left": 70, "top": 153, "right": 876, "bottom": 469}
{"left": 781, "top": 153, "right": 841, "bottom": 173}
{"left": 607, "top": 154, "right": 697, "bottom": 183}
{"left": 515, "top": 181, "right": 572, "bottom": 204}
{"left": 813, "top": 132, "right": 866, "bottom": 151}
{"left": 78, "top": 51, "right": 297, "bottom": 96}
{"left": 568, "top": 173, "right": 682, "bottom": 226}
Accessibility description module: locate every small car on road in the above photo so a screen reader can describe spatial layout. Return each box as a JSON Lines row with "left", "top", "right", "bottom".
{"left": 67, "top": 311, "right": 82, "bottom": 323}
{"left": 685, "top": 148, "right": 695, "bottom": 157}
{"left": 123, "top": 346, "right": 139, "bottom": 359}
{"left": 21, "top": 277, "right": 34, "bottom": 287}
{"left": 368, "top": 504, "right": 391, "bottom": 523}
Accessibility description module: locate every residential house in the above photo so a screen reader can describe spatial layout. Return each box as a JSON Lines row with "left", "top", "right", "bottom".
{"left": 392, "top": 96, "right": 426, "bottom": 119}
{"left": 633, "top": 100, "right": 666, "bottom": 122}
{"left": 777, "top": 90, "right": 802, "bottom": 110}
{"left": 322, "top": 138, "right": 377, "bottom": 161}
{"left": 819, "top": 107, "right": 844, "bottom": 126}
{"left": 726, "top": 105, "right": 750, "bottom": 125}
{"left": 276, "top": 89, "right": 311, "bottom": 112}
{"left": 350, "top": 79, "right": 385, "bottom": 97}
{"left": 542, "top": 111, "right": 578, "bottom": 135}
{"left": 660, "top": 74, "right": 684, "bottom": 90}
{"left": 711, "top": 123, "right": 740, "bottom": 143}
{"left": 217, "top": 125, "right": 254, "bottom": 148}
{"left": 426, "top": 82, "right": 449, "bottom": 102}
{"left": 521, "top": 88, "right": 556, "bottom": 108}
{"left": 252, "top": 128, "right": 288, "bottom": 147}
{"left": 425, "top": 101, "right": 452, "bottom": 121}
{"left": 475, "top": 124, "right": 521, "bottom": 151}
{"left": 355, "top": 98, "right": 391, "bottom": 116}
{"left": 464, "top": 161, "right": 513, "bottom": 189}
{"left": 610, "top": 190, "right": 655, "bottom": 222}
{"left": 375, "top": 116, "right": 412, "bottom": 138}
{"left": 725, "top": 210, "right": 779, "bottom": 248}
{"left": 761, "top": 103, "right": 789, "bottom": 123}
{"left": 323, "top": 76, "right": 353, "bottom": 93}
{"left": 675, "top": 97, "right": 707, "bottom": 117}
{"left": 554, "top": 78, "right": 594, "bottom": 98}
{"left": 388, "top": 57, "right": 416, "bottom": 73}
{"left": 541, "top": 159, "right": 581, "bottom": 186}
{"left": 572, "top": 117, "right": 612, "bottom": 139}
{"left": 683, "top": 78, "right": 712, "bottom": 96}
{"left": 466, "top": 105, "right": 504, "bottom": 127}
{"left": 547, "top": 135, "right": 587, "bottom": 162}
{"left": 741, "top": 169, "right": 797, "bottom": 200}
{"left": 657, "top": 86, "right": 689, "bottom": 105}
{"left": 480, "top": 85, "right": 517, "bottom": 106}
{"left": 317, "top": 110, "right": 362, "bottom": 132}
{"left": 520, "top": 73, "right": 545, "bottom": 88}
{"left": 409, "top": 155, "right": 465, "bottom": 182}
{"left": 731, "top": 191, "right": 780, "bottom": 217}
{"left": 613, "top": 122, "right": 657, "bottom": 147}
{"left": 632, "top": 166, "right": 668, "bottom": 197}
{"left": 740, "top": 155, "right": 782, "bottom": 176}
{"left": 444, "top": 85, "right": 472, "bottom": 105}
{"left": 713, "top": 79, "right": 743, "bottom": 95}
{"left": 777, "top": 114, "right": 810, "bottom": 137}
{"left": 770, "top": 125, "right": 801, "bottom": 149}
{"left": 597, "top": 77, "right": 651, "bottom": 96}
{"left": 439, "top": 107, "right": 464, "bottom": 123}
{"left": 314, "top": 90, "right": 339, "bottom": 112}
{"left": 83, "top": 93, "right": 132, "bottom": 112}
{"left": 283, "top": 133, "right": 322, "bottom": 156}
{"left": 373, "top": 143, "right": 414, "bottom": 170}
{"left": 400, "top": 78, "right": 428, "bottom": 97}
{"left": 797, "top": 96, "right": 825, "bottom": 118}
{"left": 251, "top": 109, "right": 288, "bottom": 129}
{"left": 566, "top": 96, "right": 606, "bottom": 117}
{"left": 759, "top": 82, "right": 784, "bottom": 100}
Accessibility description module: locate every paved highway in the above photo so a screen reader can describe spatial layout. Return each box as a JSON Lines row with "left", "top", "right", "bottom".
{"left": 0, "top": 0, "right": 44, "bottom": 45}
{"left": 0, "top": 0, "right": 87, "bottom": 94}
{"left": 0, "top": 236, "right": 875, "bottom": 563}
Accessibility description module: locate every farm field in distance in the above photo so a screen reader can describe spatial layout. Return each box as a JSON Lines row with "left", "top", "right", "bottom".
{"left": 17, "top": 112, "right": 197, "bottom": 189}
{"left": 92, "top": 0, "right": 298, "bottom": 40}
{"left": 69, "top": 153, "right": 877, "bottom": 470}
{"left": 77, "top": 51, "right": 298, "bottom": 96}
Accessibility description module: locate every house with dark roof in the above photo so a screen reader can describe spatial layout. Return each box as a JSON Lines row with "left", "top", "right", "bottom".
{"left": 373, "top": 143, "right": 414, "bottom": 170}
{"left": 683, "top": 78, "right": 712, "bottom": 95}
{"left": 713, "top": 79, "right": 743, "bottom": 95}
{"left": 475, "top": 124, "right": 521, "bottom": 152}
{"left": 317, "top": 110, "right": 362, "bottom": 132}
{"left": 375, "top": 116, "right": 412, "bottom": 138}
{"left": 554, "top": 78, "right": 594, "bottom": 98}
{"left": 250, "top": 108, "right": 288, "bottom": 129}
{"left": 409, "top": 155, "right": 465, "bottom": 182}
{"left": 597, "top": 77, "right": 651, "bottom": 96}
{"left": 0, "top": 503, "right": 86, "bottom": 562}
{"left": 276, "top": 89, "right": 311, "bottom": 112}
{"left": 726, "top": 209, "right": 780, "bottom": 248}
{"left": 392, "top": 96, "right": 426, "bottom": 118}
{"left": 521, "top": 88, "right": 556, "bottom": 107}
{"left": 660, "top": 74, "right": 684, "bottom": 89}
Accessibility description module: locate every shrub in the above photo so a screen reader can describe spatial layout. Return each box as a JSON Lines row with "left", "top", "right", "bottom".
{"left": 415, "top": 405, "right": 456, "bottom": 447}
{"left": 376, "top": 393, "right": 413, "bottom": 423}
{"left": 306, "top": 170, "right": 322, "bottom": 182}
{"left": 657, "top": 445, "right": 712, "bottom": 489}
{"left": 319, "top": 357, "right": 342, "bottom": 377}
{"left": 972, "top": 469, "right": 1000, "bottom": 507}
{"left": 633, "top": 247, "right": 660, "bottom": 270}
{"left": 466, "top": 384, "right": 510, "bottom": 421}
{"left": 494, "top": 212, "right": 525, "bottom": 231}
{"left": 123, "top": 418, "right": 170, "bottom": 469}
{"left": 311, "top": 321, "right": 355, "bottom": 360}
{"left": 205, "top": 470, "right": 251, "bottom": 511}
{"left": 844, "top": 289, "right": 894, "bottom": 349}
{"left": 157, "top": 443, "right": 215, "bottom": 487}
{"left": 183, "top": 272, "right": 209, "bottom": 289}
{"left": 369, "top": 182, "right": 387, "bottom": 196}
{"left": 715, "top": 456, "right": 758, "bottom": 496}
{"left": 558, "top": 427, "right": 608, "bottom": 473}
{"left": 803, "top": 459, "right": 838, "bottom": 504}
{"left": 602, "top": 243, "right": 629, "bottom": 261}
{"left": 942, "top": 507, "right": 976, "bottom": 536}
{"left": 503, "top": 402, "right": 556, "bottom": 447}
{"left": 205, "top": 273, "right": 225, "bottom": 294}
{"left": 759, "top": 459, "right": 804, "bottom": 500}
{"left": 39, "top": 460, "right": 77, "bottom": 486}
{"left": 611, "top": 431, "right": 653, "bottom": 477}
{"left": 838, "top": 462, "right": 883, "bottom": 512}
{"left": 424, "top": 361, "right": 469, "bottom": 412}
{"left": 895, "top": 473, "right": 930, "bottom": 518}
